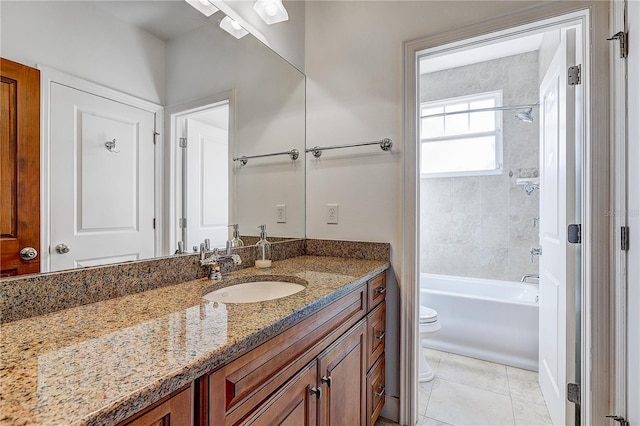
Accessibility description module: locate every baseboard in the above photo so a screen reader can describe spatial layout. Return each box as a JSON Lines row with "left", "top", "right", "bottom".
{"left": 380, "top": 395, "right": 400, "bottom": 423}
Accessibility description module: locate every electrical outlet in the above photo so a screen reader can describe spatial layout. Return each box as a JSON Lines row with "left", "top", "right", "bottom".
{"left": 326, "top": 204, "right": 338, "bottom": 224}
{"left": 276, "top": 204, "right": 286, "bottom": 223}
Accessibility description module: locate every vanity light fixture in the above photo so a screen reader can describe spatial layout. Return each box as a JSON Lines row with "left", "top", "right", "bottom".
{"left": 253, "top": 0, "right": 289, "bottom": 25}
{"left": 220, "top": 16, "right": 249, "bottom": 39}
{"left": 185, "top": 0, "right": 219, "bottom": 17}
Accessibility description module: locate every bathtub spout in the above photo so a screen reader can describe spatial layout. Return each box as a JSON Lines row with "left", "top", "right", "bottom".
{"left": 521, "top": 274, "right": 540, "bottom": 283}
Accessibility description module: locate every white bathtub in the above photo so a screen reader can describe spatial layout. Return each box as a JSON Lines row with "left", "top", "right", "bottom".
{"left": 420, "top": 273, "right": 539, "bottom": 371}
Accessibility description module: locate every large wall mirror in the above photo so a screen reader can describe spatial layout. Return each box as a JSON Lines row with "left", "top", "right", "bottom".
{"left": 0, "top": 0, "right": 305, "bottom": 277}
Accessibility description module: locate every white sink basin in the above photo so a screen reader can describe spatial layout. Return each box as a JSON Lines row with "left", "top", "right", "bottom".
{"left": 202, "top": 281, "right": 305, "bottom": 304}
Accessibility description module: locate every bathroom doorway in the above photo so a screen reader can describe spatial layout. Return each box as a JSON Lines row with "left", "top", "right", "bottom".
{"left": 409, "top": 9, "right": 592, "bottom": 426}
{"left": 168, "top": 97, "right": 232, "bottom": 254}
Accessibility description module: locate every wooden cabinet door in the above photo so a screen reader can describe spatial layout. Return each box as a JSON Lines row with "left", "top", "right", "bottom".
{"left": 317, "top": 320, "right": 367, "bottom": 426}
{"left": 0, "top": 58, "right": 40, "bottom": 277}
{"left": 121, "top": 384, "right": 193, "bottom": 426}
{"left": 243, "top": 361, "right": 318, "bottom": 426}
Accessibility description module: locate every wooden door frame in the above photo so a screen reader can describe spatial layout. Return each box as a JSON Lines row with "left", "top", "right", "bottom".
{"left": 39, "top": 66, "right": 164, "bottom": 272}
{"left": 402, "top": 2, "right": 611, "bottom": 425}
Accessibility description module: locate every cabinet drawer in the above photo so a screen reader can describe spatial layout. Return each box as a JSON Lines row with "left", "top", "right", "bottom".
{"left": 367, "top": 354, "right": 385, "bottom": 426}
{"left": 367, "top": 301, "right": 385, "bottom": 371}
{"left": 367, "top": 272, "right": 386, "bottom": 310}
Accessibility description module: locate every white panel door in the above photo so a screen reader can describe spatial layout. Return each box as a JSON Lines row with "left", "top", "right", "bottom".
{"left": 185, "top": 118, "right": 229, "bottom": 250}
{"left": 538, "top": 29, "right": 577, "bottom": 426}
{"left": 626, "top": 2, "right": 640, "bottom": 424}
{"left": 50, "top": 83, "right": 155, "bottom": 271}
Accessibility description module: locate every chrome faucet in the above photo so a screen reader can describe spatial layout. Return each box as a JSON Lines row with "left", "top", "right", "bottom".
{"left": 521, "top": 274, "right": 540, "bottom": 283}
{"left": 200, "top": 240, "right": 242, "bottom": 280}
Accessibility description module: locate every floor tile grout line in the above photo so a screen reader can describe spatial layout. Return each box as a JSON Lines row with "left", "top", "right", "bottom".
{"left": 506, "top": 366, "right": 518, "bottom": 426}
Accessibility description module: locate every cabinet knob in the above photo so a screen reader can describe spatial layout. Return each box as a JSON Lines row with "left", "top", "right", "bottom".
{"left": 310, "top": 386, "right": 322, "bottom": 399}
{"left": 321, "top": 375, "right": 332, "bottom": 387}
{"left": 374, "top": 384, "right": 386, "bottom": 398}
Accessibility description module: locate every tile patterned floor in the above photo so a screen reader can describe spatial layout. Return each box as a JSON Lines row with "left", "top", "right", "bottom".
{"left": 376, "top": 349, "right": 553, "bottom": 426}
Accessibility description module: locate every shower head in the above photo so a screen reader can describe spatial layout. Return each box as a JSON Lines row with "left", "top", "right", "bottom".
{"left": 515, "top": 107, "right": 534, "bottom": 123}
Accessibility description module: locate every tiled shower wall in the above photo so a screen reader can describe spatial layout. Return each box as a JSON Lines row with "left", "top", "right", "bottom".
{"left": 419, "top": 52, "right": 540, "bottom": 282}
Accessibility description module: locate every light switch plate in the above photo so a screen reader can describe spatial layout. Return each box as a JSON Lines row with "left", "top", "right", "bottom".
{"left": 326, "top": 204, "right": 338, "bottom": 224}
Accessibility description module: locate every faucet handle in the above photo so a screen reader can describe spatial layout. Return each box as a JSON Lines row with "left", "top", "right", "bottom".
{"left": 530, "top": 247, "right": 542, "bottom": 263}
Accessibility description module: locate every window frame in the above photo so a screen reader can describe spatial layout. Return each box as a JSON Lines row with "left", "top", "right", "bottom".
{"left": 419, "top": 90, "right": 504, "bottom": 178}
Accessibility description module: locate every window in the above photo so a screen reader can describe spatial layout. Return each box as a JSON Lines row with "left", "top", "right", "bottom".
{"left": 420, "top": 91, "right": 503, "bottom": 177}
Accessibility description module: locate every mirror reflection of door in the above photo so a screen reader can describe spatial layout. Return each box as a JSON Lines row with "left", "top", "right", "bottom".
{"left": 0, "top": 58, "right": 41, "bottom": 277}
{"left": 179, "top": 102, "right": 230, "bottom": 251}
{"left": 49, "top": 82, "right": 156, "bottom": 272}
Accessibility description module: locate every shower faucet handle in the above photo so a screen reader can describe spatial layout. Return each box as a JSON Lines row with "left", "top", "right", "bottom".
{"left": 530, "top": 247, "right": 542, "bottom": 263}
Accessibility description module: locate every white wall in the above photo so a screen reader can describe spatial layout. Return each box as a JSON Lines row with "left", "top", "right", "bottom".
{"left": 0, "top": 1, "right": 165, "bottom": 104}
{"left": 626, "top": 1, "right": 639, "bottom": 424}
{"left": 304, "top": 0, "right": 548, "bottom": 414}
{"left": 166, "top": 24, "right": 306, "bottom": 238}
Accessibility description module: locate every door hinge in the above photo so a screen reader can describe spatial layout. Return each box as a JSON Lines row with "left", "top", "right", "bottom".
{"left": 153, "top": 131, "right": 160, "bottom": 144}
{"left": 179, "top": 218, "right": 187, "bottom": 229}
{"left": 568, "top": 224, "right": 581, "bottom": 244}
{"left": 607, "top": 31, "right": 628, "bottom": 59}
{"left": 568, "top": 65, "right": 581, "bottom": 86}
{"left": 567, "top": 383, "right": 580, "bottom": 405}
{"left": 621, "top": 226, "right": 630, "bottom": 251}
{"left": 606, "top": 415, "right": 629, "bottom": 426}
{"left": 153, "top": 218, "right": 156, "bottom": 229}
{"left": 179, "top": 137, "right": 187, "bottom": 148}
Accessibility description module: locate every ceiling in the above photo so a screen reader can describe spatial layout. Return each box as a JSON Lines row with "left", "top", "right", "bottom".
{"left": 94, "top": 0, "right": 218, "bottom": 41}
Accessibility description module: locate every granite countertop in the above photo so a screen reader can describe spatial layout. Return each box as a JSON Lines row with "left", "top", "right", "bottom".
{"left": 0, "top": 256, "right": 389, "bottom": 425}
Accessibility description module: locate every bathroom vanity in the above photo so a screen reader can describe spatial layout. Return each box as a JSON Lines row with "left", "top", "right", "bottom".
{"left": 0, "top": 251, "right": 388, "bottom": 425}
{"left": 126, "top": 269, "right": 387, "bottom": 426}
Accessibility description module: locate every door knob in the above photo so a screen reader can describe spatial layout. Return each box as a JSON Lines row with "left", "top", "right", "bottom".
{"left": 19, "top": 247, "right": 38, "bottom": 260}
{"left": 55, "top": 244, "right": 70, "bottom": 254}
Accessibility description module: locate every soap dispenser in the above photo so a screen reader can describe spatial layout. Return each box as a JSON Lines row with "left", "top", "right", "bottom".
{"left": 255, "top": 224, "right": 272, "bottom": 268}
{"left": 229, "top": 224, "right": 244, "bottom": 248}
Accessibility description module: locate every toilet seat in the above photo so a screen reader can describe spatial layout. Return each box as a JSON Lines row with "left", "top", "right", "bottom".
{"left": 419, "top": 305, "right": 441, "bottom": 334}
{"left": 420, "top": 306, "right": 438, "bottom": 324}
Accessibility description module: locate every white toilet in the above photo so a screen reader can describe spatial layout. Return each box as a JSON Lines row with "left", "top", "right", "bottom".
{"left": 419, "top": 305, "right": 441, "bottom": 382}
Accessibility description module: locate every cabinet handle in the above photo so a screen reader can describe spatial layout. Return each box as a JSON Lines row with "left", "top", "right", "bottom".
{"left": 310, "top": 386, "right": 322, "bottom": 399}
{"left": 374, "top": 384, "right": 386, "bottom": 398}
{"left": 374, "top": 286, "right": 386, "bottom": 294}
{"left": 375, "top": 330, "right": 386, "bottom": 340}
{"left": 321, "top": 375, "right": 332, "bottom": 387}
